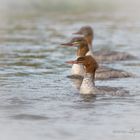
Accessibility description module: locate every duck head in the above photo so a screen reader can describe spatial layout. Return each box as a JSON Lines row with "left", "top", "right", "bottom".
{"left": 61, "top": 37, "right": 89, "bottom": 57}
{"left": 73, "top": 26, "right": 94, "bottom": 46}
{"left": 66, "top": 55, "right": 98, "bottom": 77}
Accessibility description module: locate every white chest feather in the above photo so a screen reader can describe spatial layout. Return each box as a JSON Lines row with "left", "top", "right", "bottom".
{"left": 80, "top": 73, "right": 97, "bottom": 94}
{"left": 86, "top": 45, "right": 94, "bottom": 57}
{"left": 86, "top": 50, "right": 94, "bottom": 57}
{"left": 71, "top": 64, "right": 85, "bottom": 76}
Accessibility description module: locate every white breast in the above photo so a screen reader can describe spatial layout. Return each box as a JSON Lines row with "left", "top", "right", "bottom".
{"left": 71, "top": 64, "right": 85, "bottom": 76}
{"left": 86, "top": 50, "right": 94, "bottom": 57}
{"left": 71, "top": 44, "right": 94, "bottom": 77}
{"left": 80, "top": 73, "right": 97, "bottom": 94}
{"left": 86, "top": 45, "right": 94, "bottom": 57}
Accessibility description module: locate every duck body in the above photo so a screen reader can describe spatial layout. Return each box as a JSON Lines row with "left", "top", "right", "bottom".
{"left": 93, "top": 50, "right": 136, "bottom": 62}
{"left": 95, "top": 66, "right": 133, "bottom": 80}
{"left": 87, "top": 43, "right": 136, "bottom": 62}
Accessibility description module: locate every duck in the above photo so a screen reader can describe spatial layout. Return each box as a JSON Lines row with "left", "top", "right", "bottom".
{"left": 61, "top": 37, "right": 88, "bottom": 76}
{"left": 61, "top": 37, "right": 134, "bottom": 80}
{"left": 66, "top": 55, "right": 128, "bottom": 95}
{"left": 73, "top": 26, "right": 136, "bottom": 62}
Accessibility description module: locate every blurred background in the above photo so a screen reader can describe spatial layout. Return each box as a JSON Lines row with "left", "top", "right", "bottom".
{"left": 0, "top": 0, "right": 140, "bottom": 140}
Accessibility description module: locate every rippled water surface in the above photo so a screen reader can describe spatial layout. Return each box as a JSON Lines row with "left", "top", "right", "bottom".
{"left": 0, "top": 0, "right": 140, "bottom": 140}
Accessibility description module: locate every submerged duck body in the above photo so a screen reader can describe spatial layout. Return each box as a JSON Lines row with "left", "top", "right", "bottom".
{"left": 94, "top": 50, "right": 136, "bottom": 62}
{"left": 95, "top": 66, "right": 133, "bottom": 80}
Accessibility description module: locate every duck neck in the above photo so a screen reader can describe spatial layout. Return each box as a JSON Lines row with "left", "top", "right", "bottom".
{"left": 84, "top": 73, "right": 95, "bottom": 85}
{"left": 85, "top": 36, "right": 93, "bottom": 49}
{"left": 80, "top": 73, "right": 95, "bottom": 94}
{"left": 88, "top": 40, "right": 93, "bottom": 53}
{"left": 85, "top": 72, "right": 95, "bottom": 84}
{"left": 84, "top": 73, "right": 94, "bottom": 77}
{"left": 88, "top": 41, "right": 92, "bottom": 48}
{"left": 77, "top": 45, "right": 89, "bottom": 57}
{"left": 85, "top": 64, "right": 97, "bottom": 80}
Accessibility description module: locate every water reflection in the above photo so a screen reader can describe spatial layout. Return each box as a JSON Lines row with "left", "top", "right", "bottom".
{"left": 10, "top": 114, "right": 48, "bottom": 121}
{"left": 80, "top": 94, "right": 96, "bottom": 102}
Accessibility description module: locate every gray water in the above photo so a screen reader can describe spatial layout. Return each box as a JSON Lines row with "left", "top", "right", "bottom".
{"left": 0, "top": 0, "right": 140, "bottom": 140}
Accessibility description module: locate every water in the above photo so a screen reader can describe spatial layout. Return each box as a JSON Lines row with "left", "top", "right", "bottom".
{"left": 0, "top": 0, "right": 140, "bottom": 140}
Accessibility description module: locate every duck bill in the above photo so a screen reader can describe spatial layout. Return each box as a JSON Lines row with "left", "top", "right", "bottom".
{"left": 66, "top": 60, "right": 78, "bottom": 64}
{"left": 73, "top": 30, "right": 82, "bottom": 35}
{"left": 61, "top": 42, "right": 73, "bottom": 46}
